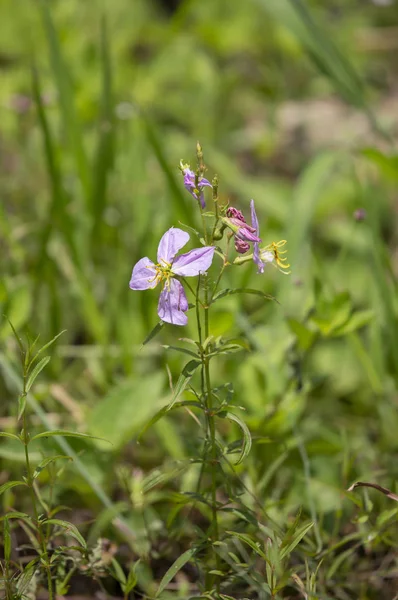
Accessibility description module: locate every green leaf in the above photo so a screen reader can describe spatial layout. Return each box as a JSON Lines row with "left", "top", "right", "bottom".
{"left": 31, "top": 430, "right": 110, "bottom": 444}
{"left": 212, "top": 288, "right": 275, "bottom": 304}
{"left": 0, "top": 481, "right": 27, "bottom": 496}
{"left": 167, "top": 360, "right": 201, "bottom": 410}
{"left": 18, "top": 393, "right": 27, "bottom": 420}
{"left": 16, "top": 559, "right": 38, "bottom": 595}
{"left": 25, "top": 356, "right": 51, "bottom": 393}
{"left": 0, "top": 432, "right": 21, "bottom": 442}
{"left": 222, "top": 412, "right": 252, "bottom": 464}
{"left": 88, "top": 373, "right": 165, "bottom": 449}
{"left": 125, "top": 561, "right": 140, "bottom": 594}
{"left": 156, "top": 547, "right": 196, "bottom": 597}
{"left": 111, "top": 557, "right": 127, "bottom": 585}
{"left": 280, "top": 521, "right": 314, "bottom": 559}
{"left": 143, "top": 462, "right": 190, "bottom": 493}
{"left": 0, "top": 511, "right": 29, "bottom": 520}
{"left": 30, "top": 330, "right": 66, "bottom": 365}
{"left": 162, "top": 345, "right": 199, "bottom": 359}
{"left": 43, "top": 518, "right": 86, "bottom": 548}
{"left": 362, "top": 148, "right": 398, "bottom": 182}
{"left": 141, "top": 320, "right": 164, "bottom": 347}
{"left": 33, "top": 455, "right": 72, "bottom": 479}
{"left": 226, "top": 531, "right": 270, "bottom": 564}
{"left": 138, "top": 401, "right": 202, "bottom": 441}
{"left": 332, "top": 310, "right": 374, "bottom": 337}
{"left": 287, "top": 319, "right": 316, "bottom": 351}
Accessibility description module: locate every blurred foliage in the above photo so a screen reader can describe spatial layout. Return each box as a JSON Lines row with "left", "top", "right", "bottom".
{"left": 1, "top": 0, "right": 398, "bottom": 597}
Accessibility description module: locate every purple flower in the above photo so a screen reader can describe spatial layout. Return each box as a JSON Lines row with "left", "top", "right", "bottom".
{"left": 129, "top": 228, "right": 215, "bottom": 326}
{"left": 250, "top": 200, "right": 290, "bottom": 274}
{"left": 250, "top": 199, "right": 264, "bottom": 274}
{"left": 182, "top": 167, "right": 212, "bottom": 209}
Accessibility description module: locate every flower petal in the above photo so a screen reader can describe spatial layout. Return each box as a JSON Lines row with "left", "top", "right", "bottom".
{"left": 250, "top": 199, "right": 264, "bottom": 274}
{"left": 129, "top": 257, "right": 158, "bottom": 290}
{"left": 250, "top": 199, "right": 259, "bottom": 234}
{"left": 171, "top": 246, "right": 215, "bottom": 277}
{"left": 158, "top": 279, "right": 189, "bottom": 326}
{"left": 157, "top": 227, "right": 190, "bottom": 264}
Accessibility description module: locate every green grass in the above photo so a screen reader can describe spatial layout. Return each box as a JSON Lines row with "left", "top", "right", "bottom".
{"left": 1, "top": 0, "right": 398, "bottom": 598}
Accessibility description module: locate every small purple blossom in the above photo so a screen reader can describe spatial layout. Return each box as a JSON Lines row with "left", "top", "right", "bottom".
{"left": 182, "top": 167, "right": 212, "bottom": 209}
{"left": 129, "top": 228, "right": 215, "bottom": 326}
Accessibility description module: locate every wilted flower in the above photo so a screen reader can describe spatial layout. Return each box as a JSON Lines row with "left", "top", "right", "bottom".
{"left": 235, "top": 238, "right": 251, "bottom": 254}
{"left": 224, "top": 206, "right": 261, "bottom": 243}
{"left": 129, "top": 228, "right": 215, "bottom": 326}
{"left": 180, "top": 162, "right": 212, "bottom": 209}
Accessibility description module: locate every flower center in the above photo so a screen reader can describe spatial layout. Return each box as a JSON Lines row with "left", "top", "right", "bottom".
{"left": 148, "top": 261, "right": 174, "bottom": 288}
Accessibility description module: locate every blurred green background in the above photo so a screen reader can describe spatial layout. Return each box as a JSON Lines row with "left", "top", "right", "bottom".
{"left": 1, "top": 0, "right": 398, "bottom": 595}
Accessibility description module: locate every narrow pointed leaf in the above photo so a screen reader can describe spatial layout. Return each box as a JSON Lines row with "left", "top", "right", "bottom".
{"left": 33, "top": 455, "right": 72, "bottom": 479}
{"left": 280, "top": 521, "right": 314, "bottom": 559}
{"left": 0, "top": 481, "right": 27, "bottom": 496}
{"left": 156, "top": 547, "right": 196, "bottom": 597}
{"left": 226, "top": 531, "right": 270, "bottom": 565}
{"left": 26, "top": 356, "right": 51, "bottom": 393}
{"left": 0, "top": 432, "right": 21, "bottom": 442}
{"left": 167, "top": 360, "right": 201, "bottom": 410}
{"left": 31, "top": 330, "right": 66, "bottom": 364}
{"left": 31, "top": 430, "right": 111, "bottom": 444}
{"left": 138, "top": 401, "right": 202, "bottom": 441}
{"left": 141, "top": 321, "right": 164, "bottom": 347}
{"left": 223, "top": 412, "right": 252, "bottom": 464}
{"left": 162, "top": 345, "right": 199, "bottom": 359}
{"left": 43, "top": 518, "right": 86, "bottom": 548}
{"left": 212, "top": 288, "right": 275, "bottom": 304}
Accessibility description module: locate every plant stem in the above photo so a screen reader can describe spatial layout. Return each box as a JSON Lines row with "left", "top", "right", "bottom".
{"left": 22, "top": 402, "right": 54, "bottom": 600}
{"left": 202, "top": 275, "right": 221, "bottom": 591}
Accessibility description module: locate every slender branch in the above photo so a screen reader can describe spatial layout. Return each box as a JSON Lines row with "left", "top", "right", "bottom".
{"left": 21, "top": 377, "right": 54, "bottom": 600}
{"left": 203, "top": 274, "right": 221, "bottom": 591}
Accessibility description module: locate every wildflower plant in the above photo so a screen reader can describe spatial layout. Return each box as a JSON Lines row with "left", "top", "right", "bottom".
{"left": 129, "top": 144, "right": 295, "bottom": 597}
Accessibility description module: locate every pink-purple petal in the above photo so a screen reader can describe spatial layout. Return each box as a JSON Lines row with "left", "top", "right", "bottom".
{"left": 157, "top": 227, "right": 190, "bottom": 264}
{"left": 171, "top": 246, "right": 215, "bottom": 277}
{"left": 157, "top": 279, "right": 189, "bottom": 326}
{"left": 129, "top": 257, "right": 158, "bottom": 290}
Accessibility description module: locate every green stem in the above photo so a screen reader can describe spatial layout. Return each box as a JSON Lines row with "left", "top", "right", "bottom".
{"left": 202, "top": 275, "right": 221, "bottom": 591}
{"left": 22, "top": 401, "right": 54, "bottom": 600}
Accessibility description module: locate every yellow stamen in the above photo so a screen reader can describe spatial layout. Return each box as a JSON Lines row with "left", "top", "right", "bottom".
{"left": 146, "top": 261, "right": 174, "bottom": 286}
{"left": 265, "top": 240, "right": 290, "bottom": 273}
